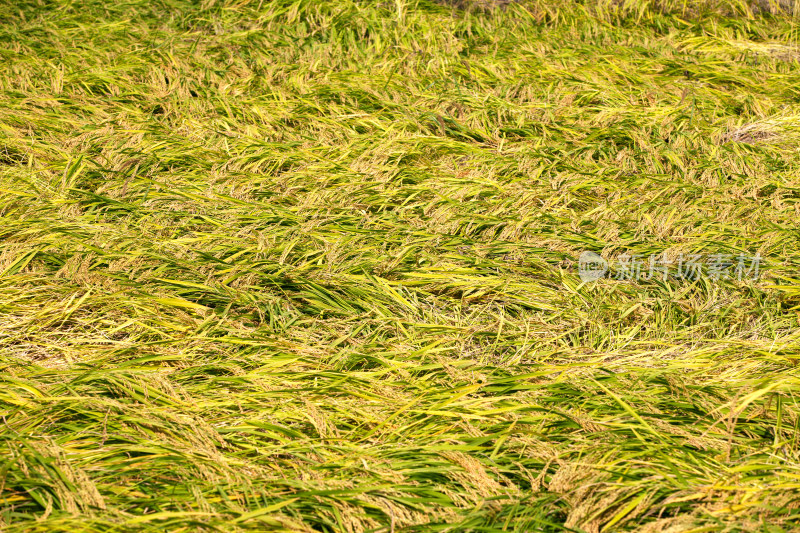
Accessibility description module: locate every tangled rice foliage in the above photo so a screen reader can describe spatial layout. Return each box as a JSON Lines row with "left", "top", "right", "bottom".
{"left": 2, "top": 0, "right": 800, "bottom": 531}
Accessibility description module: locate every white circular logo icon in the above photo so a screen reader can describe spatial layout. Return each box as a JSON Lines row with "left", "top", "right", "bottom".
{"left": 578, "top": 251, "right": 608, "bottom": 282}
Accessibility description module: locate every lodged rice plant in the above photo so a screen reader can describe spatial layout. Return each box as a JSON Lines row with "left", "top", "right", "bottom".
{"left": 2, "top": 0, "right": 800, "bottom": 530}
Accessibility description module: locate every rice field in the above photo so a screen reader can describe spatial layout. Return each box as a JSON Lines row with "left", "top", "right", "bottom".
{"left": 2, "top": 0, "right": 800, "bottom": 530}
